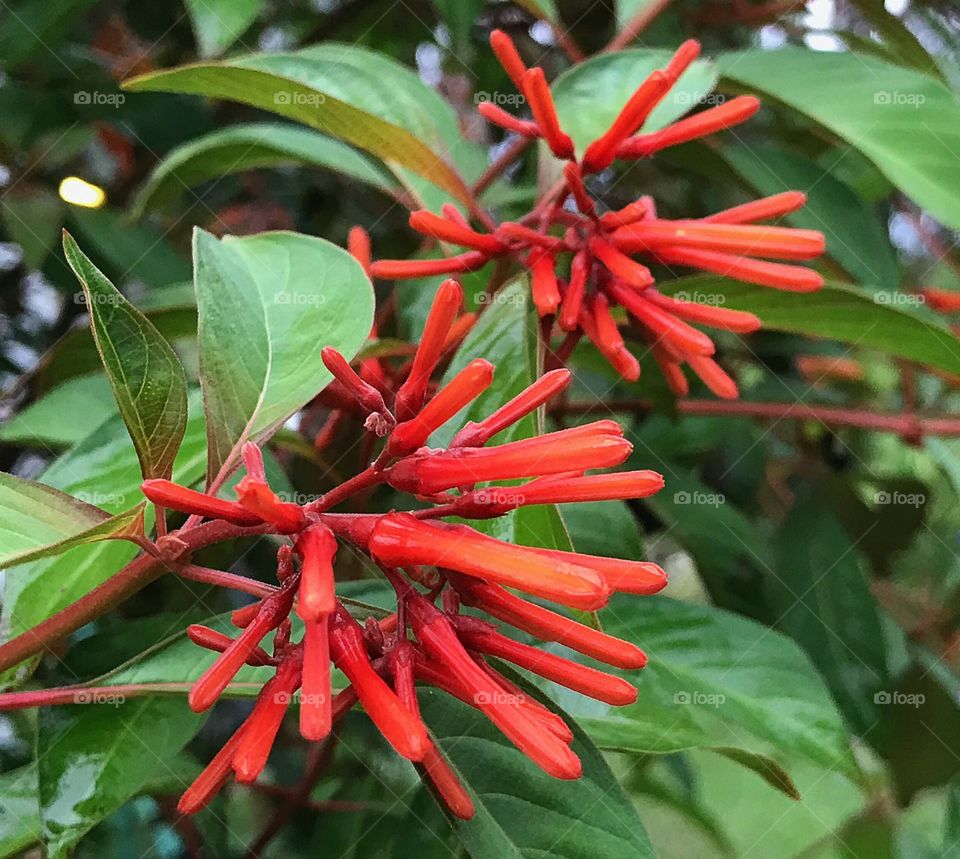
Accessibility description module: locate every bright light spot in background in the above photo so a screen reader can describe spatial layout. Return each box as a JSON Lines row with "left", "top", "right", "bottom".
{"left": 58, "top": 176, "right": 106, "bottom": 208}
{"left": 803, "top": 0, "right": 844, "bottom": 52}
{"left": 885, "top": 0, "right": 908, "bottom": 14}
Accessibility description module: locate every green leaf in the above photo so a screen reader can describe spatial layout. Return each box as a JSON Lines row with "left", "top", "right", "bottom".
{"left": 37, "top": 696, "right": 204, "bottom": 858}
{"left": 123, "top": 46, "right": 476, "bottom": 207}
{"left": 564, "top": 595, "right": 856, "bottom": 792}
{"left": 63, "top": 231, "right": 188, "bottom": 481}
{"left": 0, "top": 764, "right": 40, "bottom": 858}
{"left": 185, "top": 0, "right": 262, "bottom": 58}
{"left": 552, "top": 49, "right": 718, "bottom": 152}
{"left": 944, "top": 777, "right": 960, "bottom": 859}
{"left": 561, "top": 500, "right": 644, "bottom": 561}
{"left": 719, "top": 143, "right": 900, "bottom": 291}
{"left": 770, "top": 491, "right": 889, "bottom": 735}
{"left": 0, "top": 186, "right": 63, "bottom": 269}
{"left": 131, "top": 123, "right": 398, "bottom": 217}
{"left": 658, "top": 278, "right": 960, "bottom": 375}
{"left": 0, "top": 471, "right": 144, "bottom": 569}
{"left": 716, "top": 48, "right": 960, "bottom": 230}
{"left": 432, "top": 279, "right": 573, "bottom": 553}
{"left": 193, "top": 228, "right": 373, "bottom": 486}
{"left": 421, "top": 683, "right": 655, "bottom": 858}
{"left": 0, "top": 374, "right": 117, "bottom": 448}
{"left": 1, "top": 395, "right": 208, "bottom": 688}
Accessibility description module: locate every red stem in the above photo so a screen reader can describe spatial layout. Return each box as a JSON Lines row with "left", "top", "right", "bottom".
{"left": 605, "top": 0, "right": 675, "bottom": 52}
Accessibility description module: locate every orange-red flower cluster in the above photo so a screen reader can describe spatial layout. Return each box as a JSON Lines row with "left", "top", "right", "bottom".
{"left": 141, "top": 282, "right": 667, "bottom": 820}
{"left": 367, "top": 33, "right": 825, "bottom": 398}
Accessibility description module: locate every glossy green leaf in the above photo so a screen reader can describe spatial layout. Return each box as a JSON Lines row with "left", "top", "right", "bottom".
{"left": 1, "top": 395, "right": 208, "bottom": 688}
{"left": 193, "top": 228, "right": 373, "bottom": 487}
{"left": 559, "top": 595, "right": 856, "bottom": 792}
{"left": 0, "top": 764, "right": 40, "bottom": 858}
{"left": 421, "top": 682, "right": 655, "bottom": 858}
{"left": 185, "top": 0, "right": 262, "bottom": 57}
{"left": 0, "top": 374, "right": 116, "bottom": 448}
{"left": 561, "top": 500, "right": 644, "bottom": 561}
{"left": 659, "top": 278, "right": 960, "bottom": 375}
{"left": 123, "top": 45, "right": 475, "bottom": 206}
{"left": 37, "top": 696, "right": 204, "bottom": 858}
{"left": 0, "top": 470, "right": 144, "bottom": 569}
{"left": 717, "top": 48, "right": 960, "bottom": 230}
{"left": 719, "top": 143, "right": 900, "bottom": 290}
{"left": 63, "top": 232, "right": 188, "bottom": 481}
{"left": 552, "top": 49, "right": 718, "bottom": 152}
{"left": 132, "top": 123, "right": 397, "bottom": 217}
{"left": 432, "top": 279, "right": 573, "bottom": 553}
{"left": 770, "top": 491, "right": 888, "bottom": 735}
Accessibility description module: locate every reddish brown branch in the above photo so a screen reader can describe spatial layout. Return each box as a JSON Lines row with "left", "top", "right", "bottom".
{"left": 606, "top": 0, "right": 675, "bottom": 52}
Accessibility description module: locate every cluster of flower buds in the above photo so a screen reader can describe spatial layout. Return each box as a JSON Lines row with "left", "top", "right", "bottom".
{"left": 366, "top": 33, "right": 825, "bottom": 398}
{"left": 140, "top": 283, "right": 667, "bottom": 819}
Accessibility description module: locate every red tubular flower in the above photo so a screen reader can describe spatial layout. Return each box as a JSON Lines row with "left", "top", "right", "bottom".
{"left": 300, "top": 615, "right": 332, "bottom": 741}
{"left": 347, "top": 225, "right": 371, "bottom": 274}
{"left": 452, "top": 577, "right": 648, "bottom": 669}
{"left": 369, "top": 252, "right": 488, "bottom": 280}
{"left": 387, "top": 358, "right": 494, "bottom": 456}
{"left": 644, "top": 292, "right": 761, "bottom": 333}
{"left": 613, "top": 221, "right": 824, "bottom": 260}
{"left": 521, "top": 68, "right": 575, "bottom": 160}
{"left": 652, "top": 344, "right": 690, "bottom": 397}
{"left": 704, "top": 191, "right": 808, "bottom": 225}
{"left": 187, "top": 624, "right": 274, "bottom": 667}
{"left": 233, "top": 654, "right": 302, "bottom": 783}
{"left": 178, "top": 723, "right": 247, "bottom": 814}
{"left": 455, "top": 617, "right": 638, "bottom": 706}
{"left": 328, "top": 606, "right": 428, "bottom": 761}
{"left": 406, "top": 593, "right": 582, "bottom": 779}
{"left": 295, "top": 524, "right": 338, "bottom": 621}
{"left": 528, "top": 247, "right": 562, "bottom": 316}
{"left": 321, "top": 347, "right": 393, "bottom": 433}
{"left": 607, "top": 280, "right": 716, "bottom": 357}
{"left": 370, "top": 514, "right": 610, "bottom": 610}
{"left": 534, "top": 549, "right": 667, "bottom": 595}
{"left": 558, "top": 248, "right": 590, "bottom": 332}
{"left": 387, "top": 421, "right": 631, "bottom": 494}
{"left": 235, "top": 477, "right": 305, "bottom": 534}
{"left": 489, "top": 29, "right": 527, "bottom": 90}
{"left": 664, "top": 38, "right": 702, "bottom": 79}
{"left": 190, "top": 583, "right": 296, "bottom": 712}
{"left": 599, "top": 199, "right": 650, "bottom": 230}
{"left": 394, "top": 278, "right": 462, "bottom": 421}
{"left": 478, "top": 101, "right": 539, "bottom": 137}
{"left": 654, "top": 245, "right": 824, "bottom": 292}
{"left": 686, "top": 355, "right": 739, "bottom": 399}
{"left": 582, "top": 70, "right": 673, "bottom": 173}
{"left": 496, "top": 222, "right": 565, "bottom": 250}
{"left": 618, "top": 96, "right": 761, "bottom": 159}
{"left": 588, "top": 292, "right": 640, "bottom": 381}
{"left": 589, "top": 236, "right": 654, "bottom": 289}
{"left": 141, "top": 479, "right": 262, "bottom": 526}
{"left": 409, "top": 210, "right": 508, "bottom": 255}
{"left": 563, "top": 163, "right": 596, "bottom": 218}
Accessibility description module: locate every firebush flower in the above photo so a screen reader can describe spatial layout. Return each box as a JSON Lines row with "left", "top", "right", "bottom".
{"left": 137, "top": 284, "right": 668, "bottom": 820}
{"left": 367, "top": 33, "right": 825, "bottom": 398}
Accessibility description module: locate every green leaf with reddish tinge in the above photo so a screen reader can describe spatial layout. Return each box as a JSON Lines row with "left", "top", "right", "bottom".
{"left": 0, "top": 471, "right": 143, "bottom": 569}
{"left": 63, "top": 231, "right": 188, "bottom": 481}
{"left": 552, "top": 48, "right": 718, "bottom": 153}
{"left": 123, "top": 45, "right": 476, "bottom": 207}
{"left": 193, "top": 228, "right": 373, "bottom": 487}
